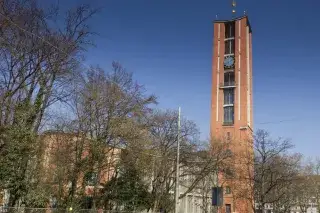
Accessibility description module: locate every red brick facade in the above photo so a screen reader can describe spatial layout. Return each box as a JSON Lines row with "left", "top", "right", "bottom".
{"left": 210, "top": 16, "right": 254, "bottom": 213}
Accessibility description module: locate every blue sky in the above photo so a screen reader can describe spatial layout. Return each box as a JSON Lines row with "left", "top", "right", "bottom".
{"left": 60, "top": 0, "right": 320, "bottom": 157}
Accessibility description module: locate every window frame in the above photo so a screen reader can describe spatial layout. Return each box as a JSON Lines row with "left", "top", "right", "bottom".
{"left": 224, "top": 72, "right": 235, "bottom": 87}
{"left": 84, "top": 172, "right": 98, "bottom": 186}
{"left": 223, "top": 105, "right": 234, "bottom": 125}
{"left": 225, "top": 204, "right": 232, "bottom": 213}
{"left": 224, "top": 89, "right": 234, "bottom": 105}
{"left": 225, "top": 22, "right": 235, "bottom": 39}
{"left": 226, "top": 132, "right": 231, "bottom": 141}
{"left": 225, "top": 186, "right": 231, "bottom": 194}
{"left": 224, "top": 39, "right": 235, "bottom": 55}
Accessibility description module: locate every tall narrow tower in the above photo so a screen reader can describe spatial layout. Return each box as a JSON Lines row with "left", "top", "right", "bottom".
{"left": 210, "top": 15, "right": 253, "bottom": 213}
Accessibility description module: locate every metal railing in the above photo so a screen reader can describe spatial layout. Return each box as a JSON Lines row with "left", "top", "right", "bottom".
{"left": 223, "top": 121, "right": 234, "bottom": 126}
{"left": 219, "top": 81, "right": 235, "bottom": 88}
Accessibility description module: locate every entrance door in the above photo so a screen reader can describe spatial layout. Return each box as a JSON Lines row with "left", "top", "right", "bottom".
{"left": 226, "top": 204, "right": 231, "bottom": 213}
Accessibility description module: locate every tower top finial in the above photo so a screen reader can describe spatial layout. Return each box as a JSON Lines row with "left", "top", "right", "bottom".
{"left": 232, "top": 0, "right": 236, "bottom": 16}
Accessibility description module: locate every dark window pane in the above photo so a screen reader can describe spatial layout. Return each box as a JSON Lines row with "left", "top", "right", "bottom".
{"left": 225, "top": 40, "right": 229, "bottom": 54}
{"left": 226, "top": 204, "right": 231, "bottom": 213}
{"left": 224, "top": 106, "right": 234, "bottom": 124}
{"left": 224, "top": 72, "right": 235, "bottom": 86}
{"left": 84, "top": 172, "right": 97, "bottom": 186}
{"left": 212, "top": 187, "right": 224, "bottom": 206}
{"left": 226, "top": 149, "right": 233, "bottom": 157}
{"left": 225, "top": 186, "right": 231, "bottom": 194}
{"left": 224, "top": 40, "right": 235, "bottom": 55}
{"left": 225, "top": 167, "right": 234, "bottom": 178}
{"left": 224, "top": 89, "right": 234, "bottom": 105}
{"left": 225, "top": 22, "right": 235, "bottom": 38}
{"left": 226, "top": 132, "right": 231, "bottom": 141}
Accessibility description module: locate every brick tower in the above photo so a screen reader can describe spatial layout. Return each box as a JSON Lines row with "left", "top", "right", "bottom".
{"left": 210, "top": 15, "right": 254, "bottom": 213}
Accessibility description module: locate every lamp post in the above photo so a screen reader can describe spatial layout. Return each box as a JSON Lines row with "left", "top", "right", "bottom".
{"left": 175, "top": 107, "right": 181, "bottom": 213}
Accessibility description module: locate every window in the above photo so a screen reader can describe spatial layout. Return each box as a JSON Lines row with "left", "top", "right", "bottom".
{"left": 225, "top": 186, "right": 231, "bottom": 194}
{"left": 225, "top": 22, "right": 235, "bottom": 38}
{"left": 225, "top": 39, "right": 235, "bottom": 55}
{"left": 82, "top": 197, "right": 93, "bottom": 209}
{"left": 224, "top": 22, "right": 235, "bottom": 56}
{"left": 52, "top": 171, "right": 59, "bottom": 183}
{"left": 226, "top": 204, "right": 231, "bottom": 213}
{"left": 224, "top": 167, "right": 234, "bottom": 178}
{"left": 224, "top": 89, "right": 234, "bottom": 105}
{"left": 224, "top": 72, "right": 235, "bottom": 86}
{"left": 212, "top": 187, "right": 223, "bottom": 206}
{"left": 84, "top": 172, "right": 97, "bottom": 186}
{"left": 225, "top": 149, "right": 233, "bottom": 157}
{"left": 226, "top": 132, "right": 231, "bottom": 141}
{"left": 50, "top": 197, "right": 57, "bottom": 208}
{"left": 224, "top": 106, "right": 234, "bottom": 125}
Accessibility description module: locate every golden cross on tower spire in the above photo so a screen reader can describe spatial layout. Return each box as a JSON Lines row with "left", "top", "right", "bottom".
{"left": 232, "top": 0, "right": 236, "bottom": 16}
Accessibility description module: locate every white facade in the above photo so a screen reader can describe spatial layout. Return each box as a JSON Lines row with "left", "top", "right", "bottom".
{"left": 146, "top": 164, "right": 216, "bottom": 213}
{"left": 177, "top": 186, "right": 213, "bottom": 213}
{"left": 176, "top": 170, "right": 216, "bottom": 213}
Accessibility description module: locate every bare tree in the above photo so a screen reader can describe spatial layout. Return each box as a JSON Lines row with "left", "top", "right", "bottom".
{"left": 294, "top": 175, "right": 314, "bottom": 213}
{"left": 142, "top": 110, "right": 232, "bottom": 212}
{"left": 197, "top": 172, "right": 216, "bottom": 213}
{"left": 69, "top": 62, "right": 156, "bottom": 209}
{"left": 0, "top": 0, "right": 97, "bottom": 207}
{"left": 243, "top": 130, "right": 302, "bottom": 213}
{"left": 272, "top": 185, "right": 296, "bottom": 213}
{"left": 303, "top": 158, "right": 320, "bottom": 213}
{"left": 33, "top": 130, "right": 90, "bottom": 208}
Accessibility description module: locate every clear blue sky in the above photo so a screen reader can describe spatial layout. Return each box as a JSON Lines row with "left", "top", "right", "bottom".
{"left": 60, "top": 0, "right": 320, "bottom": 157}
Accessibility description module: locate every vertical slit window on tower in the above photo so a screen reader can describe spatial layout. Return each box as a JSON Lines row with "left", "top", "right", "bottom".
{"left": 224, "top": 39, "right": 235, "bottom": 55}
{"left": 224, "top": 72, "right": 235, "bottom": 86}
{"left": 224, "top": 106, "right": 234, "bottom": 125}
{"left": 225, "top": 22, "right": 235, "bottom": 38}
{"left": 224, "top": 89, "right": 234, "bottom": 105}
{"left": 224, "top": 22, "right": 235, "bottom": 55}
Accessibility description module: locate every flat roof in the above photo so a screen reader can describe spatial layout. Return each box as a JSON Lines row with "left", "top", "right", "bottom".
{"left": 213, "top": 15, "right": 252, "bottom": 33}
